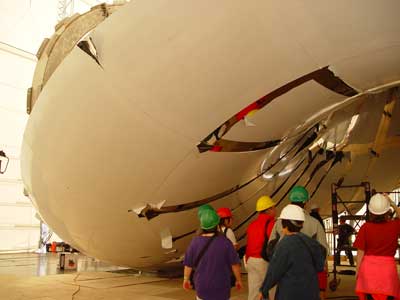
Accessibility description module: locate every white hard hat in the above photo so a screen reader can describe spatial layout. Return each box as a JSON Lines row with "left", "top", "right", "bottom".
{"left": 279, "top": 204, "right": 305, "bottom": 221}
{"left": 368, "top": 193, "right": 391, "bottom": 215}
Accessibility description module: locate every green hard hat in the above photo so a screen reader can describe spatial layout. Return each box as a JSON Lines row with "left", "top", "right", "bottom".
{"left": 289, "top": 186, "right": 309, "bottom": 203}
{"left": 197, "top": 204, "right": 214, "bottom": 218}
{"left": 200, "top": 209, "right": 220, "bottom": 230}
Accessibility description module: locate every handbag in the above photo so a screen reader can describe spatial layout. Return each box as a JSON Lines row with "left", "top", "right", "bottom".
{"left": 190, "top": 234, "right": 216, "bottom": 289}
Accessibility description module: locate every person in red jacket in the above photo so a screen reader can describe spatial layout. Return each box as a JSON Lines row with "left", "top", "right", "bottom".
{"left": 246, "top": 195, "right": 276, "bottom": 300}
{"left": 354, "top": 193, "right": 400, "bottom": 300}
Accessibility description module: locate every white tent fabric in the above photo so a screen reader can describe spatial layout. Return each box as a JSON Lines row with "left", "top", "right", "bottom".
{"left": 0, "top": 41, "right": 37, "bottom": 252}
{"left": 0, "top": 0, "right": 98, "bottom": 252}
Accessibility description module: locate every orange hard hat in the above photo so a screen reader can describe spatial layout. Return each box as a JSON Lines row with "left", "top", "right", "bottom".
{"left": 217, "top": 207, "right": 233, "bottom": 218}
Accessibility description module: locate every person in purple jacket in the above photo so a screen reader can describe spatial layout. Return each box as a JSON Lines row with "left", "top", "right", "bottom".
{"left": 183, "top": 206, "right": 243, "bottom": 300}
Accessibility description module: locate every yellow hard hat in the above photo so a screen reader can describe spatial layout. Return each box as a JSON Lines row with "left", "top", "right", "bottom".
{"left": 256, "top": 195, "right": 276, "bottom": 212}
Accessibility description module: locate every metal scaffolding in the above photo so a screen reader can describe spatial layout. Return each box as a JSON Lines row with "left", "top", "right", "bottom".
{"left": 329, "top": 181, "right": 371, "bottom": 291}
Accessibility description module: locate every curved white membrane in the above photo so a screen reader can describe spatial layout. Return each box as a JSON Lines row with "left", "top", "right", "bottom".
{"left": 21, "top": 0, "right": 400, "bottom": 267}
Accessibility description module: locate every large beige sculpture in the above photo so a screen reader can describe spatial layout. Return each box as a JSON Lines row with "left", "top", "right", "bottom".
{"left": 22, "top": 0, "right": 400, "bottom": 268}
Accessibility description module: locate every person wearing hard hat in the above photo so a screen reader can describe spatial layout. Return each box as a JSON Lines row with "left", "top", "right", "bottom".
{"left": 197, "top": 204, "right": 214, "bottom": 218}
{"left": 217, "top": 207, "right": 239, "bottom": 250}
{"left": 334, "top": 216, "right": 355, "bottom": 266}
{"left": 268, "top": 186, "right": 328, "bottom": 299}
{"left": 353, "top": 193, "right": 400, "bottom": 300}
{"left": 309, "top": 203, "right": 325, "bottom": 230}
{"left": 259, "top": 204, "right": 325, "bottom": 300}
{"left": 194, "top": 204, "right": 215, "bottom": 235}
{"left": 183, "top": 206, "right": 243, "bottom": 300}
{"left": 245, "top": 195, "right": 277, "bottom": 300}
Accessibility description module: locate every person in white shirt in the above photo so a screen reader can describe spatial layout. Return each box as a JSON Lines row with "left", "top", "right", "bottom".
{"left": 217, "top": 207, "right": 239, "bottom": 250}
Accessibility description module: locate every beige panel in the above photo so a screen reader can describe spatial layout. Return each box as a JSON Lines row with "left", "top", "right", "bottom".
{"left": 90, "top": 0, "right": 317, "bottom": 141}
{"left": 20, "top": 0, "right": 400, "bottom": 268}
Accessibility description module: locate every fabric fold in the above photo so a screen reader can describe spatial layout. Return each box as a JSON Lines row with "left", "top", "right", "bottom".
{"left": 356, "top": 255, "right": 400, "bottom": 298}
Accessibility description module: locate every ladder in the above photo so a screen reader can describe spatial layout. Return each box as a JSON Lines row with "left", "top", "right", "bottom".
{"left": 329, "top": 181, "right": 371, "bottom": 291}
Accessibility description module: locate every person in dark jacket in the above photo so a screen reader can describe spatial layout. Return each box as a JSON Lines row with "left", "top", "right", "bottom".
{"left": 268, "top": 186, "right": 328, "bottom": 300}
{"left": 334, "top": 216, "right": 355, "bottom": 266}
{"left": 259, "top": 204, "right": 325, "bottom": 300}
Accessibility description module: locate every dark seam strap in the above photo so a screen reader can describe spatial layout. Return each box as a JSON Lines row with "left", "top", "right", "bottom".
{"left": 174, "top": 145, "right": 318, "bottom": 242}
{"left": 198, "top": 67, "right": 357, "bottom": 153}
{"left": 139, "top": 126, "right": 318, "bottom": 221}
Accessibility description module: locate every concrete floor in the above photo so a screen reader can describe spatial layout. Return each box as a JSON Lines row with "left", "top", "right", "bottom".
{"left": 0, "top": 253, "right": 126, "bottom": 277}
{"left": 0, "top": 253, "right": 359, "bottom": 300}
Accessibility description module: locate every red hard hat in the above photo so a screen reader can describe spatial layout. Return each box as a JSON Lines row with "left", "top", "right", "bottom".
{"left": 217, "top": 207, "right": 233, "bottom": 218}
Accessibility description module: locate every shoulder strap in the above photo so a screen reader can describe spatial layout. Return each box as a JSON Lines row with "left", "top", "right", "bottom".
{"left": 295, "top": 234, "right": 316, "bottom": 270}
{"left": 223, "top": 227, "right": 228, "bottom": 236}
{"left": 264, "top": 218, "right": 271, "bottom": 239}
{"left": 193, "top": 234, "right": 217, "bottom": 268}
{"left": 260, "top": 218, "right": 272, "bottom": 260}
